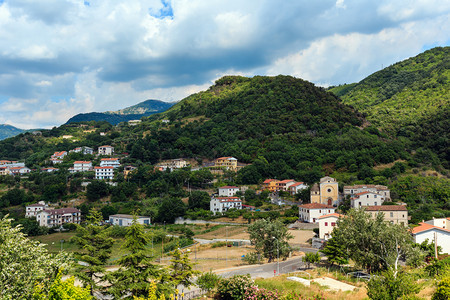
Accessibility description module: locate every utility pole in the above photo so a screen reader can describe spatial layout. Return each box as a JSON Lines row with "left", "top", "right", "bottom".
{"left": 226, "top": 226, "right": 228, "bottom": 263}
{"left": 273, "top": 236, "right": 279, "bottom": 275}
{"left": 434, "top": 232, "right": 438, "bottom": 259}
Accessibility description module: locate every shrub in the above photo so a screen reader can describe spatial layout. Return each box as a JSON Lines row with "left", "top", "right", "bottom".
{"left": 211, "top": 241, "right": 228, "bottom": 248}
{"left": 433, "top": 277, "right": 450, "bottom": 300}
{"left": 244, "top": 286, "right": 279, "bottom": 300}
{"left": 217, "top": 275, "right": 255, "bottom": 300}
{"left": 242, "top": 252, "right": 262, "bottom": 265}
{"left": 107, "top": 225, "right": 127, "bottom": 238}
{"left": 196, "top": 271, "right": 221, "bottom": 293}
{"left": 367, "top": 270, "right": 420, "bottom": 300}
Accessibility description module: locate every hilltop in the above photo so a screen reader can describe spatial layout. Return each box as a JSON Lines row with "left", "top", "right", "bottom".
{"left": 0, "top": 124, "right": 24, "bottom": 140}
{"left": 329, "top": 47, "right": 449, "bottom": 131}
{"left": 329, "top": 46, "right": 449, "bottom": 167}
{"left": 65, "top": 99, "right": 175, "bottom": 125}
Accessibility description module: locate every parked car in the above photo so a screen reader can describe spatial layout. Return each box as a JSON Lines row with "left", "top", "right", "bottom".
{"left": 347, "top": 271, "right": 371, "bottom": 280}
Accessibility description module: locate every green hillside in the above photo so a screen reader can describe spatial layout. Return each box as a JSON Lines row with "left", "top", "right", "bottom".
{"left": 65, "top": 99, "right": 174, "bottom": 125}
{"left": 329, "top": 47, "right": 449, "bottom": 133}
{"left": 0, "top": 124, "right": 24, "bottom": 140}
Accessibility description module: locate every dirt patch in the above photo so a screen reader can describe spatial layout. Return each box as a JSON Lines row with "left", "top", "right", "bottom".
{"left": 195, "top": 225, "right": 248, "bottom": 239}
{"left": 289, "top": 229, "right": 315, "bottom": 244}
{"left": 373, "top": 159, "right": 407, "bottom": 171}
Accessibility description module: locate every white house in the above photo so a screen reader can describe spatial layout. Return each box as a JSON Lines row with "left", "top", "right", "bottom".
{"left": 210, "top": 197, "right": 242, "bottom": 215}
{"left": 364, "top": 205, "right": 409, "bottom": 226}
{"left": 218, "top": 186, "right": 240, "bottom": 197}
{"left": 50, "top": 151, "right": 67, "bottom": 164}
{"left": 25, "top": 202, "right": 48, "bottom": 218}
{"left": 98, "top": 145, "right": 114, "bottom": 156}
{"left": 69, "top": 161, "right": 93, "bottom": 173}
{"left": 318, "top": 213, "right": 342, "bottom": 240}
{"left": 36, "top": 208, "right": 81, "bottom": 228}
{"left": 95, "top": 166, "right": 114, "bottom": 180}
{"left": 109, "top": 214, "right": 151, "bottom": 226}
{"left": 70, "top": 146, "right": 94, "bottom": 155}
{"left": 344, "top": 184, "right": 391, "bottom": 200}
{"left": 298, "top": 203, "right": 336, "bottom": 223}
{"left": 351, "top": 191, "right": 385, "bottom": 208}
{"left": 100, "top": 158, "right": 121, "bottom": 168}
{"left": 157, "top": 159, "right": 188, "bottom": 171}
{"left": 276, "top": 179, "right": 296, "bottom": 192}
{"left": 9, "top": 166, "right": 31, "bottom": 175}
{"left": 412, "top": 219, "right": 450, "bottom": 254}
{"left": 289, "top": 182, "right": 308, "bottom": 195}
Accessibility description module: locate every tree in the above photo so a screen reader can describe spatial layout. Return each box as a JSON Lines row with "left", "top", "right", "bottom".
{"left": 107, "top": 217, "right": 160, "bottom": 298}
{"left": 168, "top": 247, "right": 200, "bottom": 289}
{"left": 196, "top": 271, "right": 221, "bottom": 294}
{"left": 331, "top": 209, "right": 423, "bottom": 274}
{"left": 32, "top": 271, "right": 92, "bottom": 300}
{"left": 302, "top": 252, "right": 320, "bottom": 269}
{"left": 248, "top": 219, "right": 293, "bottom": 262}
{"left": 156, "top": 197, "right": 186, "bottom": 223}
{"left": 188, "top": 191, "right": 210, "bottom": 210}
{"left": 367, "top": 269, "right": 420, "bottom": 300}
{"left": 86, "top": 180, "right": 109, "bottom": 202}
{"left": 71, "top": 209, "right": 114, "bottom": 295}
{"left": 0, "top": 216, "right": 72, "bottom": 299}
{"left": 321, "top": 238, "right": 348, "bottom": 266}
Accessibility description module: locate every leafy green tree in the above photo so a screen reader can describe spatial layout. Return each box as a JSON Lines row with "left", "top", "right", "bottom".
{"left": 86, "top": 180, "right": 109, "bottom": 202}
{"left": 107, "top": 217, "right": 160, "bottom": 298}
{"left": 168, "top": 247, "right": 200, "bottom": 289}
{"left": 302, "top": 252, "right": 320, "bottom": 269}
{"left": 32, "top": 271, "right": 92, "bottom": 300}
{"left": 71, "top": 209, "right": 114, "bottom": 295}
{"left": 331, "top": 209, "right": 423, "bottom": 274}
{"left": 196, "top": 271, "right": 221, "bottom": 294}
{"left": 0, "top": 216, "right": 72, "bottom": 299}
{"left": 367, "top": 269, "right": 420, "bottom": 300}
{"left": 321, "top": 238, "right": 348, "bottom": 266}
{"left": 248, "top": 219, "right": 293, "bottom": 262}
{"left": 188, "top": 191, "right": 210, "bottom": 210}
{"left": 156, "top": 197, "right": 186, "bottom": 223}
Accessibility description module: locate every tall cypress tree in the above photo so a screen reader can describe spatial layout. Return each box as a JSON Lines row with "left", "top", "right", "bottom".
{"left": 72, "top": 208, "right": 114, "bottom": 296}
{"left": 107, "top": 216, "right": 160, "bottom": 298}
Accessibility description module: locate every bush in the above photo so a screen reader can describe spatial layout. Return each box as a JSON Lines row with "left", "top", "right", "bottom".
{"left": 302, "top": 252, "right": 320, "bottom": 269}
{"left": 242, "top": 252, "right": 262, "bottom": 265}
{"left": 244, "top": 286, "right": 279, "bottom": 300}
{"left": 217, "top": 275, "right": 255, "bottom": 300}
{"left": 62, "top": 223, "right": 77, "bottom": 231}
{"left": 211, "top": 241, "right": 228, "bottom": 248}
{"left": 196, "top": 271, "right": 221, "bottom": 293}
{"left": 107, "top": 225, "right": 128, "bottom": 238}
{"left": 433, "top": 277, "right": 450, "bottom": 300}
{"left": 367, "top": 270, "right": 420, "bottom": 300}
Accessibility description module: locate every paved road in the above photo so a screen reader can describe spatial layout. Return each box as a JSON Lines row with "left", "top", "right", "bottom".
{"left": 216, "top": 248, "right": 319, "bottom": 279}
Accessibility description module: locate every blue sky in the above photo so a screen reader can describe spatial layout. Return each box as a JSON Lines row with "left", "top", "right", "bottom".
{"left": 0, "top": 0, "right": 449, "bottom": 129}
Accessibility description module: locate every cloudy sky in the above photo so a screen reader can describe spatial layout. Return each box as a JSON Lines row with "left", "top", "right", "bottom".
{"left": 0, "top": 0, "right": 449, "bottom": 129}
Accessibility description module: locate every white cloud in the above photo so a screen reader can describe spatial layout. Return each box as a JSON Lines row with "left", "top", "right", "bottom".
{"left": 0, "top": 0, "right": 448, "bottom": 128}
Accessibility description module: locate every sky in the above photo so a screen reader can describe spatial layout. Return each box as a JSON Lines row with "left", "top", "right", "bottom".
{"left": 0, "top": 0, "right": 449, "bottom": 129}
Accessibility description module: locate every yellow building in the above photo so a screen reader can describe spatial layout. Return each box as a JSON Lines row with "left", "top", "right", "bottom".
{"left": 310, "top": 183, "right": 320, "bottom": 203}
{"left": 262, "top": 179, "right": 279, "bottom": 192}
{"left": 320, "top": 176, "right": 339, "bottom": 205}
{"left": 215, "top": 157, "right": 238, "bottom": 171}
{"left": 310, "top": 176, "right": 339, "bottom": 205}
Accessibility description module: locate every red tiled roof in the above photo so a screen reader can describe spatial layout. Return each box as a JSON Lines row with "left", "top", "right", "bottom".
{"left": 278, "top": 179, "right": 295, "bottom": 184}
{"left": 27, "top": 203, "right": 46, "bottom": 207}
{"left": 219, "top": 186, "right": 239, "bottom": 189}
{"left": 299, "top": 203, "right": 334, "bottom": 209}
{"left": 319, "top": 213, "right": 343, "bottom": 219}
{"left": 94, "top": 166, "right": 114, "bottom": 169}
{"left": 290, "top": 182, "right": 305, "bottom": 187}
{"left": 355, "top": 191, "right": 371, "bottom": 196}
{"left": 365, "top": 205, "right": 407, "bottom": 211}
{"left": 101, "top": 158, "right": 119, "bottom": 161}
{"left": 43, "top": 208, "right": 80, "bottom": 215}
{"left": 215, "top": 197, "right": 240, "bottom": 200}
{"left": 411, "top": 222, "right": 450, "bottom": 234}
{"left": 99, "top": 145, "right": 113, "bottom": 148}
{"left": 263, "top": 179, "right": 276, "bottom": 184}
{"left": 74, "top": 161, "right": 91, "bottom": 164}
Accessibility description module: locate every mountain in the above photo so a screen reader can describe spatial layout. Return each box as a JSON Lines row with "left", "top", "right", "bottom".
{"left": 329, "top": 47, "right": 449, "bottom": 132}
{"left": 66, "top": 99, "right": 175, "bottom": 125}
{"left": 126, "top": 75, "right": 407, "bottom": 182}
{"left": 0, "top": 124, "right": 24, "bottom": 140}
{"left": 329, "top": 46, "right": 449, "bottom": 167}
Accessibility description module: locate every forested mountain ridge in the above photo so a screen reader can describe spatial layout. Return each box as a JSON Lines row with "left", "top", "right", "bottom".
{"left": 329, "top": 47, "right": 449, "bottom": 132}
{"left": 125, "top": 75, "right": 408, "bottom": 182}
{"left": 0, "top": 124, "right": 24, "bottom": 140}
{"left": 65, "top": 99, "right": 174, "bottom": 125}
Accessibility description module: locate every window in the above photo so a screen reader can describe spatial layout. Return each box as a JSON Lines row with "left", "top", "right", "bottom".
{"left": 331, "top": 222, "right": 336, "bottom": 227}
{"left": 374, "top": 195, "right": 377, "bottom": 198}
{"left": 375, "top": 202, "right": 377, "bottom": 206}
{"left": 325, "top": 222, "right": 328, "bottom": 226}
{"left": 390, "top": 212, "right": 394, "bottom": 218}
{"left": 327, "top": 188, "right": 332, "bottom": 193}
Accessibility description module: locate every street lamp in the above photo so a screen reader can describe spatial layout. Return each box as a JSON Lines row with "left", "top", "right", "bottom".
{"left": 272, "top": 237, "right": 279, "bottom": 275}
